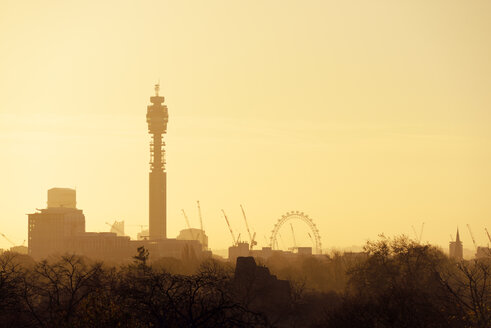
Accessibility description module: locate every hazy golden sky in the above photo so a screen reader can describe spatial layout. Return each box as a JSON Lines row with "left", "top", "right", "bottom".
{"left": 1, "top": 1, "right": 490, "bottom": 252}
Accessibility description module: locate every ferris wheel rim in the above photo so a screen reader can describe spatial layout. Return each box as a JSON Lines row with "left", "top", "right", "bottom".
{"left": 269, "top": 211, "right": 322, "bottom": 254}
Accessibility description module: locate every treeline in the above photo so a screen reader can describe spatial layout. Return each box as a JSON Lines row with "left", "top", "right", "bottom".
{"left": 1, "top": 237, "right": 491, "bottom": 327}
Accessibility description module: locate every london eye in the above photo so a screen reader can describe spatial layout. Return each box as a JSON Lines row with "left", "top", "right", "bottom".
{"left": 269, "top": 211, "right": 322, "bottom": 254}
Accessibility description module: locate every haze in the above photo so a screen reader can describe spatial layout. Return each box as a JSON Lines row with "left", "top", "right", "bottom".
{"left": 1, "top": 0, "right": 490, "bottom": 252}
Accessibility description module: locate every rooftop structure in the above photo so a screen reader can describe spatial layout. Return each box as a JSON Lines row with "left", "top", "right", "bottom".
{"left": 47, "top": 188, "right": 76, "bottom": 209}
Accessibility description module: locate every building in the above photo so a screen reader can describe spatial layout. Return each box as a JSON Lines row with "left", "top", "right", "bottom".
{"left": 7, "top": 246, "right": 28, "bottom": 254}
{"left": 297, "top": 247, "right": 313, "bottom": 256}
{"left": 28, "top": 196, "right": 134, "bottom": 261}
{"left": 449, "top": 228, "right": 463, "bottom": 260}
{"left": 233, "top": 257, "right": 291, "bottom": 315}
{"left": 137, "top": 228, "right": 149, "bottom": 240}
{"left": 177, "top": 228, "right": 208, "bottom": 250}
{"left": 476, "top": 246, "right": 491, "bottom": 259}
{"left": 229, "top": 242, "right": 250, "bottom": 263}
{"left": 28, "top": 189, "right": 205, "bottom": 262}
{"left": 109, "top": 220, "right": 125, "bottom": 236}
{"left": 28, "top": 205, "right": 86, "bottom": 259}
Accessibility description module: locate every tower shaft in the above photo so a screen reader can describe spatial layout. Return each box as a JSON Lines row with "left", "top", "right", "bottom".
{"left": 149, "top": 169, "right": 166, "bottom": 239}
{"left": 146, "top": 84, "right": 169, "bottom": 240}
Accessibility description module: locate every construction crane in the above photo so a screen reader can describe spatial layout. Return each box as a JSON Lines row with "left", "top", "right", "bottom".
{"left": 0, "top": 233, "right": 15, "bottom": 246}
{"left": 240, "top": 204, "right": 257, "bottom": 250}
{"left": 181, "top": 209, "right": 195, "bottom": 240}
{"left": 221, "top": 209, "right": 237, "bottom": 246}
{"left": 197, "top": 200, "right": 204, "bottom": 232}
{"left": 485, "top": 228, "right": 491, "bottom": 245}
{"left": 467, "top": 224, "right": 478, "bottom": 250}
{"left": 290, "top": 223, "right": 297, "bottom": 252}
{"left": 411, "top": 222, "right": 425, "bottom": 243}
{"left": 412, "top": 225, "right": 419, "bottom": 241}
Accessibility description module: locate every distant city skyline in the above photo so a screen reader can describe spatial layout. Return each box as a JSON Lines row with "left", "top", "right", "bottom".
{"left": 1, "top": 0, "right": 490, "bottom": 252}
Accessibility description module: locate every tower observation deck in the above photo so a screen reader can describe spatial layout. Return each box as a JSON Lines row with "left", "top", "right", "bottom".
{"left": 146, "top": 83, "right": 169, "bottom": 239}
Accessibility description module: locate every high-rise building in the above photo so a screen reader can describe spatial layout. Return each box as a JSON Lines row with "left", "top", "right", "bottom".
{"left": 146, "top": 83, "right": 168, "bottom": 240}
{"left": 28, "top": 189, "right": 86, "bottom": 259}
{"left": 449, "top": 228, "right": 463, "bottom": 260}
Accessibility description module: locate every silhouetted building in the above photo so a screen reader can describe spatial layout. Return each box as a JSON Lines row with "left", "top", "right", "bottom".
{"left": 28, "top": 189, "right": 206, "bottom": 261}
{"left": 137, "top": 228, "right": 149, "bottom": 240}
{"left": 177, "top": 228, "right": 208, "bottom": 250}
{"left": 476, "top": 246, "right": 491, "bottom": 259}
{"left": 110, "top": 220, "right": 125, "bottom": 236}
{"left": 449, "top": 229, "right": 463, "bottom": 260}
{"left": 9, "top": 245, "right": 28, "bottom": 254}
{"left": 147, "top": 83, "right": 168, "bottom": 240}
{"left": 234, "top": 257, "right": 291, "bottom": 316}
{"left": 229, "top": 242, "right": 250, "bottom": 263}
{"left": 28, "top": 202, "right": 86, "bottom": 259}
{"left": 297, "top": 246, "right": 313, "bottom": 256}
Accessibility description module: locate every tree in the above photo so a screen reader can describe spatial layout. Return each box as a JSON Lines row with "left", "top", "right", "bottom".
{"left": 21, "top": 255, "right": 104, "bottom": 328}
{"left": 133, "top": 246, "right": 149, "bottom": 267}
{"left": 438, "top": 259, "right": 491, "bottom": 328}
{"left": 324, "top": 235, "right": 465, "bottom": 328}
{"left": 0, "top": 252, "right": 27, "bottom": 326}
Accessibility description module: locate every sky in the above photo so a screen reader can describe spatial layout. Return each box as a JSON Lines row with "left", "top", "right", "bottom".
{"left": 1, "top": 0, "right": 490, "bottom": 252}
